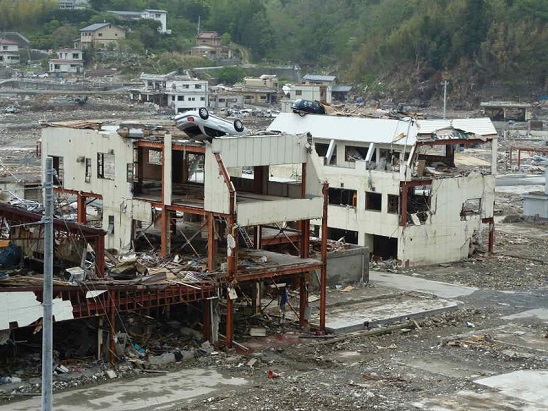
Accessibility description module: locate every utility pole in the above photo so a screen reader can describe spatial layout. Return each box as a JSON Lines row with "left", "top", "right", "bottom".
{"left": 41, "top": 157, "right": 54, "bottom": 411}
{"left": 442, "top": 80, "right": 449, "bottom": 119}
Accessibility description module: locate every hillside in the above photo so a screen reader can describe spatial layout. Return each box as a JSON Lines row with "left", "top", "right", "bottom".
{"left": 0, "top": 0, "right": 545, "bottom": 102}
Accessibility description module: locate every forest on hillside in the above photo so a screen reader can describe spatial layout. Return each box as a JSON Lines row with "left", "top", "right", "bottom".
{"left": 0, "top": 0, "right": 545, "bottom": 100}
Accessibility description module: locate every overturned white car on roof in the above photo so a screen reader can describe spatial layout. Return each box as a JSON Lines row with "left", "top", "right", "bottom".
{"left": 174, "top": 107, "right": 247, "bottom": 140}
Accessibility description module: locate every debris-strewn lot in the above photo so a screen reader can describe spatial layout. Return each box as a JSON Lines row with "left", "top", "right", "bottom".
{"left": 1, "top": 91, "right": 548, "bottom": 410}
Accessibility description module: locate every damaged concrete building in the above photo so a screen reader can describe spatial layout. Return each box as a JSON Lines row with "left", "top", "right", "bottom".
{"left": 268, "top": 114, "right": 498, "bottom": 266}
{"left": 0, "top": 121, "right": 331, "bottom": 359}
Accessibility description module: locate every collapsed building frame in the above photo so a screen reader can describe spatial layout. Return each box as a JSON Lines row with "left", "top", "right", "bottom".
{"left": 0, "top": 121, "right": 329, "bottom": 360}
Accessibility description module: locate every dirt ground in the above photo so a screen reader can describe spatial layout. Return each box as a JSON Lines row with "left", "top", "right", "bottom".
{"left": 1, "top": 91, "right": 548, "bottom": 410}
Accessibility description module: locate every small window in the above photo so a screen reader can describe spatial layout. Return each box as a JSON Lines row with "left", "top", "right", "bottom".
{"left": 51, "top": 156, "right": 64, "bottom": 186}
{"left": 85, "top": 158, "right": 92, "bottom": 183}
{"left": 97, "top": 152, "right": 115, "bottom": 180}
{"left": 126, "top": 163, "right": 134, "bottom": 182}
{"left": 365, "top": 192, "right": 382, "bottom": 211}
{"left": 295, "top": 90, "right": 302, "bottom": 96}
{"left": 194, "top": 84, "right": 201, "bottom": 89}
{"left": 148, "top": 150, "right": 162, "bottom": 165}
{"left": 387, "top": 194, "right": 399, "bottom": 214}
{"left": 107, "top": 215, "right": 114, "bottom": 234}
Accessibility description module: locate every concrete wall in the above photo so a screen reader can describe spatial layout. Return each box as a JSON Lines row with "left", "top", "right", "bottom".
{"left": 310, "top": 245, "right": 369, "bottom": 290}
{"left": 321, "top": 157, "right": 496, "bottom": 265}
{"left": 41, "top": 127, "right": 152, "bottom": 251}
{"left": 523, "top": 193, "right": 548, "bottom": 218}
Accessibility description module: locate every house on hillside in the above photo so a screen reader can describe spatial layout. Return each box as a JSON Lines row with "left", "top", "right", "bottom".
{"left": 191, "top": 31, "right": 232, "bottom": 60}
{"left": 0, "top": 39, "right": 20, "bottom": 65}
{"left": 129, "top": 71, "right": 209, "bottom": 113}
{"left": 77, "top": 23, "right": 125, "bottom": 50}
{"left": 268, "top": 114, "right": 499, "bottom": 267}
{"left": 109, "top": 9, "right": 170, "bottom": 34}
{"left": 48, "top": 48, "right": 84, "bottom": 74}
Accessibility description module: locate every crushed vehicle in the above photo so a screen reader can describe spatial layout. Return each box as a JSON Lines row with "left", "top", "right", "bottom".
{"left": 4, "top": 106, "right": 18, "bottom": 114}
{"left": 174, "top": 107, "right": 247, "bottom": 139}
{"left": 291, "top": 99, "right": 326, "bottom": 116}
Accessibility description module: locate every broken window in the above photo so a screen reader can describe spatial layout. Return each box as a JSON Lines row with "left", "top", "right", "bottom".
{"left": 461, "top": 198, "right": 482, "bottom": 220}
{"left": 387, "top": 194, "right": 399, "bottom": 214}
{"left": 51, "top": 156, "right": 64, "bottom": 185}
{"left": 329, "top": 188, "right": 357, "bottom": 207}
{"left": 85, "top": 158, "right": 91, "bottom": 183}
{"left": 148, "top": 149, "right": 162, "bottom": 165}
{"left": 345, "top": 145, "right": 368, "bottom": 162}
{"left": 97, "top": 152, "right": 115, "bottom": 180}
{"left": 327, "top": 227, "right": 358, "bottom": 244}
{"left": 314, "top": 143, "right": 329, "bottom": 157}
{"left": 365, "top": 192, "right": 382, "bottom": 211}
{"left": 126, "top": 163, "right": 135, "bottom": 183}
{"left": 372, "top": 235, "right": 398, "bottom": 261}
{"left": 406, "top": 186, "right": 431, "bottom": 224}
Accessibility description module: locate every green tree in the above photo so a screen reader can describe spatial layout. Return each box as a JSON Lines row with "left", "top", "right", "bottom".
{"left": 216, "top": 66, "right": 247, "bottom": 85}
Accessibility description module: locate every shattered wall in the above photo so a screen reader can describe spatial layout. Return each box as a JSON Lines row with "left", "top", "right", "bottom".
{"left": 398, "top": 173, "right": 495, "bottom": 265}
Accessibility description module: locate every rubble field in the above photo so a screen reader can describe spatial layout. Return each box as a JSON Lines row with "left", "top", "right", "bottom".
{"left": 1, "top": 93, "right": 548, "bottom": 410}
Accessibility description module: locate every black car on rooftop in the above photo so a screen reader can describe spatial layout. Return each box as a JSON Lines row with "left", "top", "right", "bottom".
{"left": 291, "top": 99, "right": 326, "bottom": 116}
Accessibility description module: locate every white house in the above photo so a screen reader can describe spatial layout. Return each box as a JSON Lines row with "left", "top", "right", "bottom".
{"left": 109, "top": 9, "right": 170, "bottom": 34}
{"left": 129, "top": 72, "right": 209, "bottom": 113}
{"left": 268, "top": 113, "right": 499, "bottom": 267}
{"left": 0, "top": 39, "right": 20, "bottom": 65}
{"left": 48, "top": 48, "right": 84, "bottom": 74}
{"left": 141, "top": 9, "right": 170, "bottom": 34}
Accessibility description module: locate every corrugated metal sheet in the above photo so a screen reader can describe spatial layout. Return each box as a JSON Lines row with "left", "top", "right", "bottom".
{"left": 267, "top": 113, "right": 417, "bottom": 146}
{"left": 415, "top": 118, "right": 498, "bottom": 137}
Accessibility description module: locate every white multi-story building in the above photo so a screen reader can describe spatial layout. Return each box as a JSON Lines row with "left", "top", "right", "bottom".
{"left": 268, "top": 113, "right": 499, "bottom": 267}
{"left": 129, "top": 72, "right": 209, "bottom": 113}
{"left": 0, "top": 39, "right": 20, "bottom": 65}
{"left": 48, "top": 48, "right": 84, "bottom": 74}
{"left": 109, "top": 9, "right": 170, "bottom": 34}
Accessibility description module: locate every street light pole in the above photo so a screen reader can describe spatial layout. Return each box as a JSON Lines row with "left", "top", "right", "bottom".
{"left": 42, "top": 157, "right": 54, "bottom": 411}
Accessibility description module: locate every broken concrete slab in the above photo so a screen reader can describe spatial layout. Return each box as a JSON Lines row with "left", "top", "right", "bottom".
{"left": 413, "top": 389, "right": 546, "bottom": 410}
{"left": 476, "top": 370, "right": 548, "bottom": 408}
{"left": 324, "top": 295, "right": 459, "bottom": 334}
{"left": 414, "top": 369, "right": 548, "bottom": 410}
{"left": 503, "top": 308, "right": 548, "bottom": 321}
{"left": 0, "top": 368, "right": 247, "bottom": 411}
{"left": 370, "top": 271, "right": 478, "bottom": 299}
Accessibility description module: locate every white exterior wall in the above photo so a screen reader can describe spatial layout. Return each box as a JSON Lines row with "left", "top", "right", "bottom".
{"left": 165, "top": 80, "right": 209, "bottom": 113}
{"left": 142, "top": 10, "right": 168, "bottom": 33}
{"left": 398, "top": 174, "right": 496, "bottom": 265}
{"left": 41, "top": 127, "right": 152, "bottom": 251}
{"left": 290, "top": 85, "right": 332, "bottom": 103}
{"left": 48, "top": 60, "right": 84, "bottom": 73}
{"left": 322, "top": 160, "right": 496, "bottom": 266}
